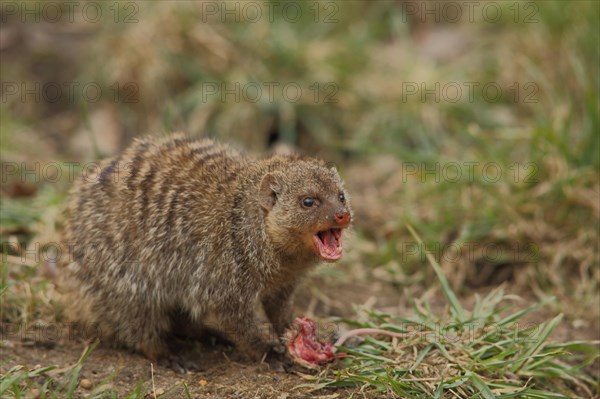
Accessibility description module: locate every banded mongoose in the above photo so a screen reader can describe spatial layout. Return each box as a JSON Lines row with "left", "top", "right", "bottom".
{"left": 63, "top": 134, "right": 352, "bottom": 365}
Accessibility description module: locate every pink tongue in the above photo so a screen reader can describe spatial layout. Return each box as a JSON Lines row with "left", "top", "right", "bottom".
{"left": 321, "top": 230, "right": 336, "bottom": 249}
{"left": 315, "top": 229, "right": 342, "bottom": 260}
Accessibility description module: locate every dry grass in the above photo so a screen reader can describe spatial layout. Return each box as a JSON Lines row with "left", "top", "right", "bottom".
{"left": 1, "top": 1, "right": 598, "bottom": 397}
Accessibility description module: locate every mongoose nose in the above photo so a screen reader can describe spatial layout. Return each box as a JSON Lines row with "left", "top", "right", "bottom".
{"left": 335, "top": 211, "right": 351, "bottom": 225}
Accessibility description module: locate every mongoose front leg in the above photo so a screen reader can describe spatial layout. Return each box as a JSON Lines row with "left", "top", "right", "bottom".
{"left": 262, "top": 284, "right": 296, "bottom": 337}
{"left": 216, "top": 299, "right": 280, "bottom": 362}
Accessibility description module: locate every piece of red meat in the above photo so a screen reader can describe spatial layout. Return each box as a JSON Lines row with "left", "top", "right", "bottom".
{"left": 285, "top": 317, "right": 335, "bottom": 369}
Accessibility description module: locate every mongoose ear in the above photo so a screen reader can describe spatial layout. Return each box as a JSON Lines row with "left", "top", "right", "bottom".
{"left": 259, "top": 173, "right": 281, "bottom": 211}
{"left": 326, "top": 162, "right": 339, "bottom": 173}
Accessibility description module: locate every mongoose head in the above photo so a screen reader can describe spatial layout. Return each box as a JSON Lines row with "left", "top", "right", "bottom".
{"left": 259, "top": 159, "right": 352, "bottom": 263}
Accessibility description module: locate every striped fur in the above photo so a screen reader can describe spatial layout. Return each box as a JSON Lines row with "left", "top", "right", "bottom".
{"left": 62, "top": 133, "right": 352, "bottom": 362}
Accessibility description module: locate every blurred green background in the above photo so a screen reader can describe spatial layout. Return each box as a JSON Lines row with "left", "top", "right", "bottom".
{"left": 1, "top": 0, "right": 598, "bottom": 353}
{"left": 1, "top": 1, "right": 599, "bottom": 397}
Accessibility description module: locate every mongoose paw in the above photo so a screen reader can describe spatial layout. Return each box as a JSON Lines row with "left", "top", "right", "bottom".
{"left": 261, "top": 342, "right": 293, "bottom": 372}
{"left": 158, "top": 353, "right": 202, "bottom": 374}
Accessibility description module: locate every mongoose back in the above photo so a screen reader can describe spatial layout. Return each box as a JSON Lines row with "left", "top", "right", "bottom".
{"left": 63, "top": 134, "right": 352, "bottom": 364}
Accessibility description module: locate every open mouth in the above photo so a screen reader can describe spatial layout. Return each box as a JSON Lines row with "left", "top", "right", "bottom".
{"left": 313, "top": 228, "right": 343, "bottom": 262}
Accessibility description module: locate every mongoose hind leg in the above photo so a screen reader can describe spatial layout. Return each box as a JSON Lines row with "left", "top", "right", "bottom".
{"left": 101, "top": 297, "right": 173, "bottom": 364}
{"left": 129, "top": 315, "right": 200, "bottom": 373}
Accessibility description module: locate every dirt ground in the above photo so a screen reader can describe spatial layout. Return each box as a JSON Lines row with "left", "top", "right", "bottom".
{"left": 2, "top": 275, "right": 598, "bottom": 399}
{"left": 0, "top": 279, "right": 397, "bottom": 398}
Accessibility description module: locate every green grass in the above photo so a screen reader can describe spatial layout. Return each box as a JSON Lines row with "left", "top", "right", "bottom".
{"left": 307, "top": 227, "right": 599, "bottom": 398}
{"left": 0, "top": 364, "right": 191, "bottom": 399}
{"left": 1, "top": 1, "right": 598, "bottom": 397}
{"left": 1, "top": 344, "right": 94, "bottom": 398}
{"left": 0, "top": 343, "right": 192, "bottom": 399}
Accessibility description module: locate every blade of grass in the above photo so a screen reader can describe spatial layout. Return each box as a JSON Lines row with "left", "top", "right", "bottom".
{"left": 465, "top": 371, "right": 495, "bottom": 399}
{"left": 511, "top": 314, "right": 563, "bottom": 373}
{"left": 406, "top": 224, "right": 466, "bottom": 322}
{"left": 409, "top": 343, "right": 433, "bottom": 372}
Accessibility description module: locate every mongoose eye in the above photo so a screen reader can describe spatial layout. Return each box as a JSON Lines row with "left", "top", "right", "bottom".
{"left": 302, "top": 197, "right": 315, "bottom": 208}
{"left": 339, "top": 193, "right": 345, "bottom": 203}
